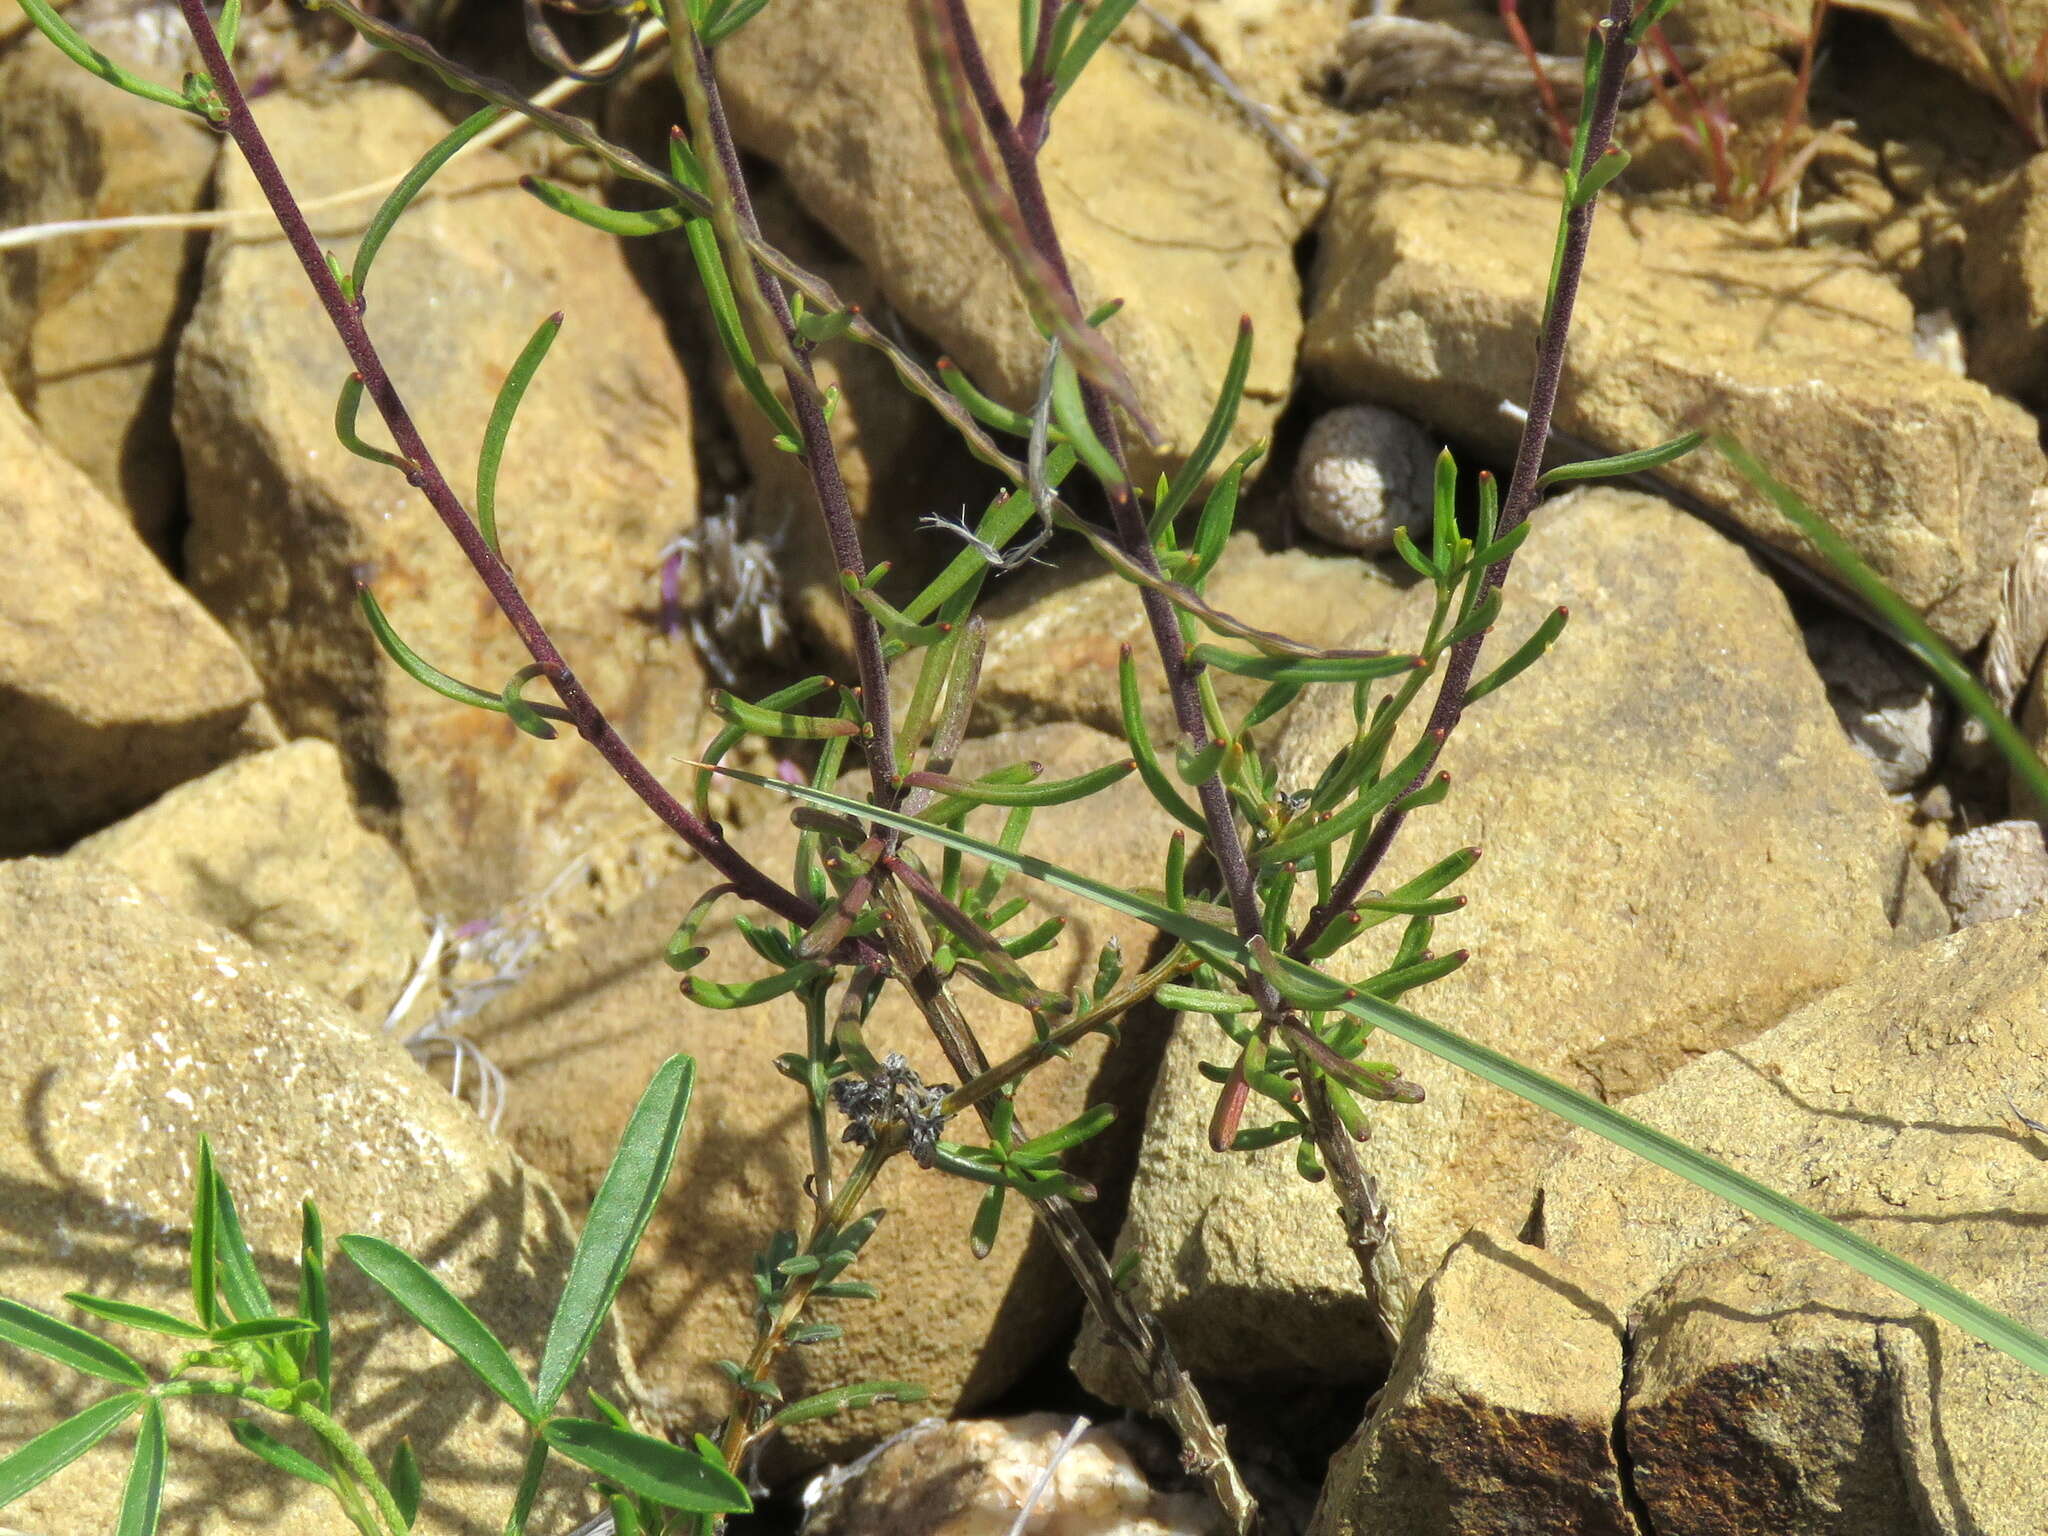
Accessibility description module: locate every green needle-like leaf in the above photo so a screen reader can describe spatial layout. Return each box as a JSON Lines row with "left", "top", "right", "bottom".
{"left": 389, "top": 1437, "right": 420, "bottom": 1529}
{"left": 112, "top": 1399, "right": 165, "bottom": 1536}
{"left": 476, "top": 312, "right": 563, "bottom": 557}
{"left": 210, "top": 1318, "right": 315, "bottom": 1344}
{"left": 337, "top": 1236, "right": 539, "bottom": 1422}
{"left": 522, "top": 177, "right": 688, "bottom": 236}
{"left": 334, "top": 375, "right": 411, "bottom": 471}
{"left": 541, "top": 1420, "right": 751, "bottom": 1516}
{"left": 1153, "top": 317, "right": 1254, "bottom": 533}
{"left": 208, "top": 1159, "right": 274, "bottom": 1326}
{"left": 537, "top": 1055, "right": 695, "bottom": 1417}
{"left": 356, "top": 586, "right": 572, "bottom": 731}
{"left": 352, "top": 106, "right": 502, "bottom": 297}
{"left": 707, "top": 762, "right": 2048, "bottom": 1386}
{"left": 766, "top": 1380, "right": 927, "bottom": 1429}
{"left": 1537, "top": 428, "right": 1703, "bottom": 488}
{"left": 0, "top": 1392, "right": 144, "bottom": 1506}
{"left": 14, "top": 0, "right": 198, "bottom": 113}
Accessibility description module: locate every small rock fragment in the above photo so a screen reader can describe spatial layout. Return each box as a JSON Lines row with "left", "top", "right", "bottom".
{"left": 1803, "top": 618, "right": 1945, "bottom": 792}
{"left": 1929, "top": 819, "right": 2048, "bottom": 926}
{"left": 801, "top": 1416, "right": 1222, "bottom": 1536}
{"left": 1290, "top": 405, "right": 1436, "bottom": 554}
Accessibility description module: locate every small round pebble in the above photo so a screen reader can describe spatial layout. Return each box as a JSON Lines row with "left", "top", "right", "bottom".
{"left": 1930, "top": 820, "right": 2048, "bottom": 928}
{"left": 1291, "top": 404, "right": 1438, "bottom": 554}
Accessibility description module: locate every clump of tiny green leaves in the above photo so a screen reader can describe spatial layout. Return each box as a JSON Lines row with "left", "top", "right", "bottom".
{"left": 0, "top": 1056, "right": 749, "bottom": 1535}
{"left": 12, "top": 0, "right": 2048, "bottom": 1532}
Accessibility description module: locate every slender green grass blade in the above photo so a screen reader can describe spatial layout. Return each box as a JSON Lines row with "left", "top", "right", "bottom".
{"left": 228, "top": 1420, "right": 335, "bottom": 1490}
{"left": 707, "top": 764, "right": 2048, "bottom": 1383}
{"left": 208, "top": 1162, "right": 275, "bottom": 1325}
{"left": 1717, "top": 434, "right": 2048, "bottom": 813}
{"left": 61, "top": 1295, "right": 206, "bottom": 1341}
{"left": 536, "top": 1055, "right": 695, "bottom": 1416}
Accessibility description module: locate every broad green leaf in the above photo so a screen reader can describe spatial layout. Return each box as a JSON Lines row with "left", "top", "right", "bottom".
{"left": 537, "top": 1056, "right": 696, "bottom": 1416}
{"left": 0, "top": 1393, "right": 143, "bottom": 1506}
{"left": 540, "top": 1419, "right": 751, "bottom": 1515}
{"left": 0, "top": 1298, "right": 148, "bottom": 1387}
{"left": 337, "top": 1237, "right": 538, "bottom": 1422}
{"left": 708, "top": 763, "right": 2048, "bottom": 1385}
{"left": 112, "top": 1399, "right": 165, "bottom": 1536}
{"left": 62, "top": 1294, "right": 206, "bottom": 1341}
{"left": 228, "top": 1420, "right": 335, "bottom": 1490}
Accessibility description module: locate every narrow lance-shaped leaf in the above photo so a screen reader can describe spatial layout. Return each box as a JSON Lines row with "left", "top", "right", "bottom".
{"left": 523, "top": 176, "right": 688, "bottom": 236}
{"left": 537, "top": 1055, "right": 696, "bottom": 1416}
{"left": 541, "top": 1420, "right": 751, "bottom": 1516}
{"left": 907, "top": 0, "right": 1159, "bottom": 441}
{"left": 389, "top": 1437, "right": 421, "bottom": 1529}
{"left": 712, "top": 764, "right": 2048, "bottom": 1386}
{"left": 0, "top": 1393, "right": 144, "bottom": 1507}
{"left": 14, "top": 0, "right": 198, "bottom": 113}
{"left": 904, "top": 757, "right": 1135, "bottom": 812}
{"left": 112, "top": 1399, "right": 165, "bottom": 1536}
{"left": 1467, "top": 606, "right": 1568, "bottom": 704}
{"left": 1118, "top": 649, "right": 1206, "bottom": 835}
{"left": 297, "top": 1200, "right": 331, "bottom": 1397}
{"left": 767, "top": 1381, "right": 927, "bottom": 1430}
{"left": 191, "top": 1138, "right": 219, "bottom": 1333}
{"left": 62, "top": 1294, "right": 206, "bottom": 1341}
{"left": 357, "top": 586, "right": 573, "bottom": 727}
{"left": 1537, "top": 428, "right": 1703, "bottom": 489}
{"left": 207, "top": 1155, "right": 275, "bottom": 1325}
{"left": 335, "top": 375, "right": 412, "bottom": 472}
{"left": 336, "top": 1236, "right": 539, "bottom": 1422}
{"left": 476, "top": 312, "right": 563, "bottom": 557}
{"left": 228, "top": 1420, "right": 335, "bottom": 1491}
{"left": 1153, "top": 317, "right": 1254, "bottom": 533}
{"left": 352, "top": 106, "right": 502, "bottom": 298}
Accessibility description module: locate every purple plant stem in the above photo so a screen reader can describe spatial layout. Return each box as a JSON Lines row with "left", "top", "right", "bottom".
{"left": 689, "top": 34, "right": 902, "bottom": 804}
{"left": 1293, "top": 0, "right": 1638, "bottom": 957}
{"left": 174, "top": 0, "right": 816, "bottom": 931}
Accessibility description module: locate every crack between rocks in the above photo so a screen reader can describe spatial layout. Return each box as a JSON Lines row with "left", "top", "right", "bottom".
{"left": 1611, "top": 1321, "right": 1660, "bottom": 1536}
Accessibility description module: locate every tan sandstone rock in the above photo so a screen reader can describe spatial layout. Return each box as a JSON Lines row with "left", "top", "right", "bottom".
{"left": 175, "top": 83, "right": 707, "bottom": 917}
{"left": 1530, "top": 910, "right": 2048, "bottom": 1536}
{"left": 801, "top": 1414, "right": 1223, "bottom": 1536}
{"left": 714, "top": 0, "right": 1302, "bottom": 487}
{"left": 1307, "top": 1232, "right": 1637, "bottom": 1536}
{"left": 966, "top": 532, "right": 1407, "bottom": 743}
{"left": 68, "top": 738, "right": 426, "bottom": 1018}
{"left": 478, "top": 724, "right": 1178, "bottom": 1466}
{"left": 0, "top": 858, "right": 638, "bottom": 1535}
{"left": 0, "top": 2, "right": 217, "bottom": 554}
{"left": 1, "top": 383, "right": 274, "bottom": 855}
{"left": 1076, "top": 489, "right": 1911, "bottom": 1400}
{"left": 1304, "top": 140, "right": 2043, "bottom": 648}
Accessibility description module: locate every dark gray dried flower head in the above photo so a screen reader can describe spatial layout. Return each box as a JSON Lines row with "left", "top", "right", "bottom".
{"left": 831, "top": 1053, "right": 954, "bottom": 1168}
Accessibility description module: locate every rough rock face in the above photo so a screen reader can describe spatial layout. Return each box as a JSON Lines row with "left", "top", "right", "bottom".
{"left": 1304, "top": 140, "right": 2044, "bottom": 648}
{"left": 67, "top": 739, "right": 426, "bottom": 1017}
{"left": 715, "top": 0, "right": 1302, "bottom": 486}
{"left": 1076, "top": 489, "right": 1909, "bottom": 1401}
{"left": 1524, "top": 911, "right": 2048, "bottom": 1536}
{"left": 175, "top": 84, "right": 706, "bottom": 917}
{"left": 479, "top": 725, "right": 1179, "bottom": 1465}
{"left": 801, "top": 1415, "right": 1223, "bottom": 1536}
{"left": 1, "top": 384, "right": 275, "bottom": 855}
{"left": 1306, "top": 1233, "right": 1637, "bottom": 1536}
{"left": 967, "top": 532, "right": 1407, "bottom": 743}
{"left": 1929, "top": 819, "right": 2048, "bottom": 926}
{"left": 0, "top": 859, "right": 636, "bottom": 1535}
{"left": 1552, "top": 0, "right": 1805, "bottom": 54}
{"left": 0, "top": 3, "right": 217, "bottom": 553}
{"left": 1962, "top": 151, "right": 2048, "bottom": 406}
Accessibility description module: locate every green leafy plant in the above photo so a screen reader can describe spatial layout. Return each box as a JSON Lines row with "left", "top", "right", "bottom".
{"left": 0, "top": 1057, "right": 747, "bottom": 1535}
{"left": 10, "top": 0, "right": 2048, "bottom": 1531}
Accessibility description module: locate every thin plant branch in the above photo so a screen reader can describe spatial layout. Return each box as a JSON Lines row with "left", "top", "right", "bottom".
{"left": 173, "top": 0, "right": 817, "bottom": 931}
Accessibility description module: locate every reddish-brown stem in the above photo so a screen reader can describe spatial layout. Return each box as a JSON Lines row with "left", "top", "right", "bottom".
{"left": 174, "top": 0, "right": 815, "bottom": 930}
{"left": 1501, "top": 0, "right": 1574, "bottom": 151}
{"left": 687, "top": 34, "right": 902, "bottom": 803}
{"left": 1294, "top": 0, "right": 1639, "bottom": 956}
